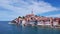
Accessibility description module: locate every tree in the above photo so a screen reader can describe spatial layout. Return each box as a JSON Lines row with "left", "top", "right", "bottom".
{"left": 18, "top": 16, "right": 22, "bottom": 18}
{"left": 22, "top": 16, "right": 25, "bottom": 19}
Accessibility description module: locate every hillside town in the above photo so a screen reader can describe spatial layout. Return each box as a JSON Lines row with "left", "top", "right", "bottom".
{"left": 10, "top": 11, "right": 60, "bottom": 28}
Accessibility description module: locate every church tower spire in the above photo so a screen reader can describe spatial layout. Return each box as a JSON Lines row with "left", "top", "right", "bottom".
{"left": 31, "top": 9, "right": 34, "bottom": 14}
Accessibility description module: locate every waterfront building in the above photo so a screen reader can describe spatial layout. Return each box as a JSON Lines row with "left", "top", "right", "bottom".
{"left": 11, "top": 10, "right": 60, "bottom": 27}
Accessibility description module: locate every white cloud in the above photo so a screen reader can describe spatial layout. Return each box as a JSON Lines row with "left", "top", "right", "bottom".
{"left": 0, "top": 0, "right": 60, "bottom": 21}
{"left": 0, "top": 0, "right": 59, "bottom": 14}
{"left": 46, "top": 14, "right": 60, "bottom": 17}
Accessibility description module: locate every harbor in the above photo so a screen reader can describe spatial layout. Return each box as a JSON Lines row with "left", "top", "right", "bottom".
{"left": 9, "top": 11, "right": 60, "bottom": 28}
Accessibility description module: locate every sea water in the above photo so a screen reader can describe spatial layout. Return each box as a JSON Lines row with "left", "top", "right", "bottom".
{"left": 0, "top": 21, "right": 60, "bottom": 34}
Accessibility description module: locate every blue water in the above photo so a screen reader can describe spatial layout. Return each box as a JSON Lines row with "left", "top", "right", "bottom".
{"left": 0, "top": 21, "right": 60, "bottom": 34}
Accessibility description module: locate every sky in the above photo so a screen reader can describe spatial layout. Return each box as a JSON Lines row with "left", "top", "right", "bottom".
{"left": 0, "top": 0, "right": 60, "bottom": 21}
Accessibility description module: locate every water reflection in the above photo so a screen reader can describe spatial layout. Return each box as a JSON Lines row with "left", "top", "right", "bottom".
{"left": 21, "top": 26, "right": 38, "bottom": 34}
{"left": 0, "top": 21, "right": 60, "bottom": 34}
{"left": 11, "top": 25, "right": 60, "bottom": 34}
{"left": 7, "top": 24, "right": 60, "bottom": 34}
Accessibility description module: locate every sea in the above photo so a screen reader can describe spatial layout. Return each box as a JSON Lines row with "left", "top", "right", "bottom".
{"left": 0, "top": 21, "right": 60, "bottom": 34}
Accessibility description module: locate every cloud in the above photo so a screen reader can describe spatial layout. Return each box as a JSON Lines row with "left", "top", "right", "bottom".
{"left": 39, "top": 11, "right": 60, "bottom": 16}
{"left": 46, "top": 14, "right": 60, "bottom": 18}
{"left": 0, "top": 0, "right": 59, "bottom": 14}
{"left": 0, "top": 0, "right": 60, "bottom": 21}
